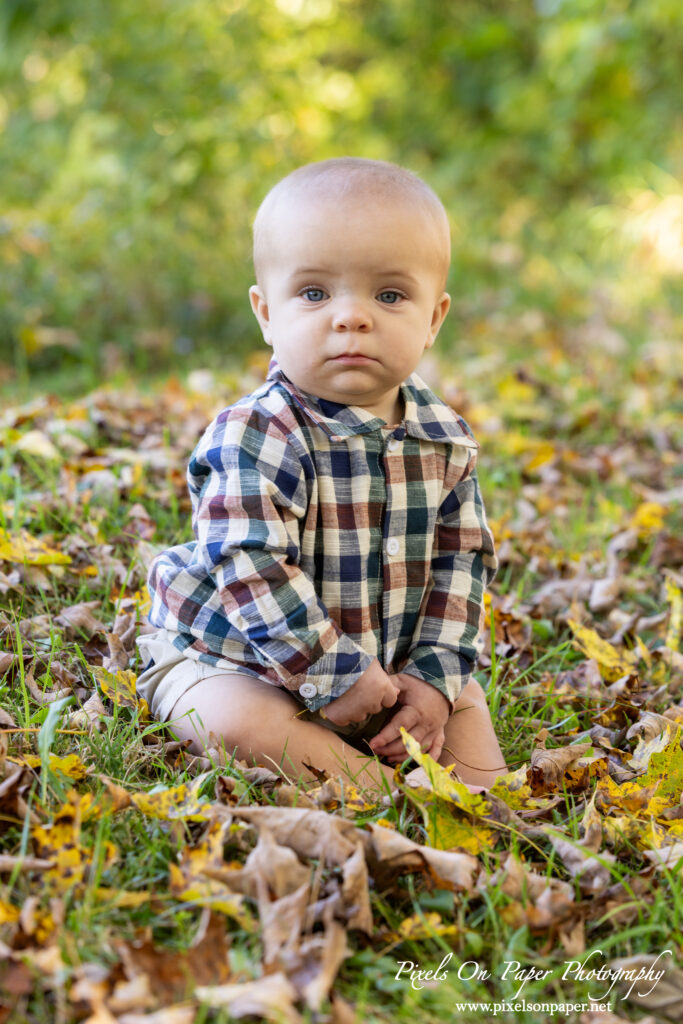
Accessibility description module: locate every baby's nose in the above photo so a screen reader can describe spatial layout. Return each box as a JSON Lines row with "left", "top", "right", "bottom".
{"left": 331, "top": 300, "right": 373, "bottom": 332}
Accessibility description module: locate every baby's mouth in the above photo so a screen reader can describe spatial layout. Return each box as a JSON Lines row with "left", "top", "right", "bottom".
{"left": 331, "top": 354, "right": 378, "bottom": 364}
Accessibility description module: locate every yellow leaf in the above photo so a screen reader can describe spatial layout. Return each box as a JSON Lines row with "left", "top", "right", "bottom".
{"left": 567, "top": 620, "right": 640, "bottom": 682}
{"left": 398, "top": 729, "right": 495, "bottom": 852}
{"left": 601, "top": 814, "right": 648, "bottom": 849}
{"left": 595, "top": 774, "right": 669, "bottom": 818}
{"left": 131, "top": 775, "right": 214, "bottom": 822}
{"left": 394, "top": 912, "right": 458, "bottom": 941}
{"left": 168, "top": 819, "right": 256, "bottom": 928}
{"left": 490, "top": 765, "right": 552, "bottom": 811}
{"left": 0, "top": 528, "right": 71, "bottom": 566}
{"left": 94, "top": 888, "right": 153, "bottom": 907}
{"left": 32, "top": 820, "right": 90, "bottom": 893}
{"left": 418, "top": 794, "right": 497, "bottom": 853}
{"left": 629, "top": 501, "right": 666, "bottom": 537}
{"left": 13, "top": 429, "right": 61, "bottom": 461}
{"left": 0, "top": 900, "right": 20, "bottom": 925}
{"left": 91, "top": 666, "right": 149, "bottom": 719}
{"left": 399, "top": 728, "right": 490, "bottom": 814}
{"left": 665, "top": 577, "right": 682, "bottom": 652}
{"left": 634, "top": 726, "right": 683, "bottom": 803}
{"left": 20, "top": 753, "right": 90, "bottom": 780}
{"left": 169, "top": 863, "right": 256, "bottom": 927}
{"left": 132, "top": 585, "right": 152, "bottom": 617}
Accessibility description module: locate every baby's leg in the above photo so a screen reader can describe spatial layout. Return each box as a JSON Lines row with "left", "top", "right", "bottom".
{"left": 168, "top": 674, "right": 398, "bottom": 791}
{"left": 439, "top": 679, "right": 507, "bottom": 788}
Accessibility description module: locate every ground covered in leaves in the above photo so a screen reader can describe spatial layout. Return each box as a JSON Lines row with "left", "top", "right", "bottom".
{"left": 0, "top": 319, "right": 682, "bottom": 1024}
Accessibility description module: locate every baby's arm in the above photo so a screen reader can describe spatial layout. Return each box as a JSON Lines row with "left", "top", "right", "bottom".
{"left": 180, "top": 411, "right": 376, "bottom": 713}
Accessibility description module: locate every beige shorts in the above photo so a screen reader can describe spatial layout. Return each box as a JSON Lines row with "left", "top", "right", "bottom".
{"left": 135, "top": 628, "right": 395, "bottom": 753}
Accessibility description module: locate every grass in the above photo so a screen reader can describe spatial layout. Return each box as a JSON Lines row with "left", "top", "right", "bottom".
{"left": 0, "top": 321, "right": 681, "bottom": 1022}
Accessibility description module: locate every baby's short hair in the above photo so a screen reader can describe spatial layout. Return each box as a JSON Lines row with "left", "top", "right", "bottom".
{"left": 253, "top": 156, "right": 451, "bottom": 288}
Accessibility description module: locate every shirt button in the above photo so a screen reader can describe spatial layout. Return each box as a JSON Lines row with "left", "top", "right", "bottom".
{"left": 386, "top": 645, "right": 396, "bottom": 664}
{"left": 386, "top": 437, "right": 401, "bottom": 451}
{"left": 386, "top": 537, "right": 400, "bottom": 556}
{"left": 298, "top": 682, "right": 318, "bottom": 699}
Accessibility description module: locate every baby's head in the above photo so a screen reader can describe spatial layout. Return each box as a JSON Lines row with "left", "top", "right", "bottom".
{"left": 249, "top": 157, "right": 452, "bottom": 424}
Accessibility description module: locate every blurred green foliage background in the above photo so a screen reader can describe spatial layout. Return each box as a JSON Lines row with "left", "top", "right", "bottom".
{"left": 1, "top": 0, "right": 681, "bottom": 393}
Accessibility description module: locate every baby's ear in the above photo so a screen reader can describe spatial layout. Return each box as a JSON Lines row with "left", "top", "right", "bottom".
{"left": 427, "top": 291, "right": 451, "bottom": 346}
{"left": 249, "top": 285, "right": 272, "bottom": 344}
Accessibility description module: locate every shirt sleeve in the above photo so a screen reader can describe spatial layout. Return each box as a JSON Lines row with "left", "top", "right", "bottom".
{"left": 398, "top": 448, "right": 497, "bottom": 709}
{"left": 187, "top": 408, "right": 373, "bottom": 710}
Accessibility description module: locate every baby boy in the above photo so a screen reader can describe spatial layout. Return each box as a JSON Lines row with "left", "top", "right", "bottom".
{"left": 136, "top": 157, "right": 505, "bottom": 791}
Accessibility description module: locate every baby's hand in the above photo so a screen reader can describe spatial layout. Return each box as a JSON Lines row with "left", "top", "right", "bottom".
{"left": 368, "top": 672, "right": 449, "bottom": 764}
{"left": 322, "top": 659, "right": 399, "bottom": 727}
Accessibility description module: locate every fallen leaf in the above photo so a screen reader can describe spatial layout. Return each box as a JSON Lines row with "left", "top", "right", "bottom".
{"left": 0, "top": 528, "right": 71, "bottom": 566}
{"left": 567, "top": 620, "right": 640, "bottom": 682}
{"left": 196, "top": 972, "right": 303, "bottom": 1023}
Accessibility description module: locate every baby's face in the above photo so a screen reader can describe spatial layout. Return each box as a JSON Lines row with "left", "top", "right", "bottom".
{"left": 249, "top": 194, "right": 450, "bottom": 424}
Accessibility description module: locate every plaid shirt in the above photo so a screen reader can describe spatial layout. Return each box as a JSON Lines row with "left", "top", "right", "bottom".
{"left": 146, "top": 359, "right": 497, "bottom": 712}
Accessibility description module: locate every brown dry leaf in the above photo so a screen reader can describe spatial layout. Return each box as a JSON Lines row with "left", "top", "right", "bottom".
{"left": 25, "top": 670, "right": 73, "bottom": 706}
{"left": 485, "top": 853, "right": 576, "bottom": 931}
{"left": 589, "top": 575, "right": 621, "bottom": 613}
{"left": 580, "top": 1012, "right": 655, "bottom": 1024}
{"left": 309, "top": 778, "right": 381, "bottom": 814}
{"left": 527, "top": 734, "right": 592, "bottom": 793}
{"left": 664, "top": 705, "right": 683, "bottom": 726}
{"left": 113, "top": 914, "right": 232, "bottom": 1007}
{"left": 18, "top": 610, "right": 55, "bottom": 634}
{"left": 196, "top": 972, "right": 303, "bottom": 1023}
{"left": 626, "top": 711, "right": 677, "bottom": 745}
{"left": 274, "top": 785, "right": 317, "bottom": 808}
{"left": 0, "top": 651, "right": 16, "bottom": 677}
{"left": 0, "top": 854, "right": 54, "bottom": 873}
{"left": 107, "top": 974, "right": 156, "bottom": 1014}
{"left": 118, "top": 1008, "right": 197, "bottom": 1024}
{"left": 643, "top": 842, "right": 683, "bottom": 870}
{"left": 124, "top": 503, "right": 158, "bottom": 542}
{"left": 294, "top": 915, "right": 350, "bottom": 1012}
{"left": 341, "top": 840, "right": 373, "bottom": 933}
{"left": 210, "top": 825, "right": 312, "bottom": 900}
{"left": 558, "top": 917, "right": 585, "bottom": 957}
{"left": 97, "top": 775, "right": 133, "bottom": 812}
{"left": 230, "top": 806, "right": 359, "bottom": 866}
{"left": 546, "top": 829, "right": 616, "bottom": 895}
{"left": 239, "top": 764, "right": 282, "bottom": 790}
{"left": 103, "top": 631, "right": 131, "bottom": 671}
{"left": 69, "top": 692, "right": 107, "bottom": 732}
{"left": 0, "top": 767, "right": 36, "bottom": 828}
{"left": 362, "top": 821, "right": 478, "bottom": 891}
{"left": 55, "top": 601, "right": 107, "bottom": 638}
{"left": 609, "top": 952, "right": 683, "bottom": 1021}
{"left": 257, "top": 876, "right": 311, "bottom": 967}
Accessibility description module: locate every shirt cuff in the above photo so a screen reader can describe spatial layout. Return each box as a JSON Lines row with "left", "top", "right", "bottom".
{"left": 398, "top": 646, "right": 474, "bottom": 711}
{"left": 290, "top": 638, "right": 375, "bottom": 712}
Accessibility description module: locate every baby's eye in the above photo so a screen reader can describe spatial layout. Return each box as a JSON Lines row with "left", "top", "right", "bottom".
{"left": 377, "top": 290, "right": 403, "bottom": 304}
{"left": 301, "top": 288, "right": 327, "bottom": 302}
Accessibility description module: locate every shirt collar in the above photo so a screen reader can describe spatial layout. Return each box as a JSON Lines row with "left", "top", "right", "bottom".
{"left": 265, "top": 357, "right": 478, "bottom": 448}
